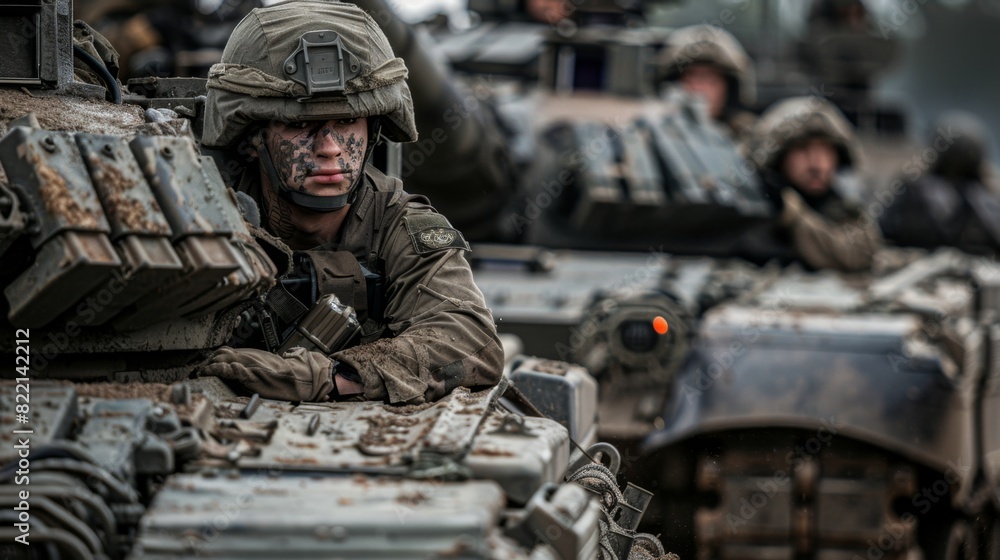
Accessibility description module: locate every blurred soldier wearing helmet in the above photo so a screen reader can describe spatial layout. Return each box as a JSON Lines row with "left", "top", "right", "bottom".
{"left": 197, "top": 0, "right": 503, "bottom": 404}
{"left": 658, "top": 24, "right": 757, "bottom": 143}
{"left": 880, "top": 112, "right": 1000, "bottom": 255}
{"left": 748, "top": 96, "right": 880, "bottom": 272}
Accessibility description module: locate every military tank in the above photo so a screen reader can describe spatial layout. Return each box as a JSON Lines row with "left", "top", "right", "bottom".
{"left": 0, "top": 3, "right": 672, "bottom": 559}
{"left": 344, "top": 0, "right": 1000, "bottom": 558}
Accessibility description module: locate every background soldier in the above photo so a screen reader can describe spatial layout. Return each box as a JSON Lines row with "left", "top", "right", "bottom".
{"left": 196, "top": 0, "right": 504, "bottom": 404}
{"left": 880, "top": 112, "right": 1000, "bottom": 255}
{"left": 657, "top": 24, "right": 758, "bottom": 144}
{"left": 748, "top": 96, "right": 880, "bottom": 272}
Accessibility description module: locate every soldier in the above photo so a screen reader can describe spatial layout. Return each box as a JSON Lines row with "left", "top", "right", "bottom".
{"left": 880, "top": 112, "right": 1000, "bottom": 255}
{"left": 747, "top": 96, "right": 880, "bottom": 272}
{"left": 657, "top": 24, "right": 757, "bottom": 143}
{"left": 196, "top": 0, "right": 504, "bottom": 404}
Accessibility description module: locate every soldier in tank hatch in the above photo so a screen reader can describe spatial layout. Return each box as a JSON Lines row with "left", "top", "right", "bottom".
{"left": 880, "top": 112, "right": 1000, "bottom": 256}
{"left": 195, "top": 0, "right": 503, "bottom": 404}
{"left": 657, "top": 24, "right": 758, "bottom": 145}
{"left": 747, "top": 96, "right": 881, "bottom": 272}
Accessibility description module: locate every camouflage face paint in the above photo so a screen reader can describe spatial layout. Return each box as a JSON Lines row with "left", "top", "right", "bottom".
{"left": 264, "top": 117, "right": 369, "bottom": 196}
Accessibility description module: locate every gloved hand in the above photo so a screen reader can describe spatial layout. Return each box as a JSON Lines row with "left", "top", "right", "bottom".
{"left": 779, "top": 188, "right": 807, "bottom": 227}
{"left": 196, "top": 346, "right": 336, "bottom": 402}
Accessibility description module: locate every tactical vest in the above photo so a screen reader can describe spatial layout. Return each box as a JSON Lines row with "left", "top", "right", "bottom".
{"left": 235, "top": 166, "right": 425, "bottom": 351}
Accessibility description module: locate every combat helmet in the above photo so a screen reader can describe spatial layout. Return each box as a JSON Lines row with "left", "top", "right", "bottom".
{"left": 657, "top": 24, "right": 756, "bottom": 108}
{"left": 930, "top": 111, "right": 991, "bottom": 181}
{"left": 203, "top": 0, "right": 417, "bottom": 210}
{"left": 748, "top": 96, "right": 860, "bottom": 171}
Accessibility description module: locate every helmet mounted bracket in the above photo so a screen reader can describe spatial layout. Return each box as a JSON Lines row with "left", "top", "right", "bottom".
{"left": 283, "top": 31, "right": 362, "bottom": 98}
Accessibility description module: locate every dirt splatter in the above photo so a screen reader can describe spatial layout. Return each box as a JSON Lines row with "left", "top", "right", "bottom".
{"left": 32, "top": 151, "right": 103, "bottom": 229}
{"left": 357, "top": 414, "right": 423, "bottom": 453}
{"left": 532, "top": 360, "right": 570, "bottom": 376}
{"left": 395, "top": 490, "right": 428, "bottom": 506}
{"left": 86, "top": 153, "right": 169, "bottom": 234}
{"left": 74, "top": 382, "right": 206, "bottom": 418}
{"left": 381, "top": 401, "right": 437, "bottom": 415}
{"left": 471, "top": 446, "right": 516, "bottom": 457}
{"left": 75, "top": 382, "right": 173, "bottom": 400}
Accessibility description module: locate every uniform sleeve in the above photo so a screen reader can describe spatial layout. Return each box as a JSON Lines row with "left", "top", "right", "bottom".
{"left": 332, "top": 204, "right": 504, "bottom": 404}
{"left": 781, "top": 189, "right": 881, "bottom": 273}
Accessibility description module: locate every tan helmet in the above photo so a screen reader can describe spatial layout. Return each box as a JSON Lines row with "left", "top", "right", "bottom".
{"left": 748, "top": 96, "right": 860, "bottom": 171}
{"left": 658, "top": 24, "right": 756, "bottom": 107}
{"left": 202, "top": 0, "right": 417, "bottom": 150}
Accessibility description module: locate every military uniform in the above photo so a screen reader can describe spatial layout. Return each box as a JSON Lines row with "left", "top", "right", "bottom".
{"left": 233, "top": 166, "right": 503, "bottom": 403}
{"left": 199, "top": 0, "right": 503, "bottom": 404}
{"left": 749, "top": 96, "right": 880, "bottom": 272}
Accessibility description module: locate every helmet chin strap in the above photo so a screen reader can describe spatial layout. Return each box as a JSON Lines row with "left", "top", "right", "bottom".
{"left": 256, "top": 120, "right": 382, "bottom": 213}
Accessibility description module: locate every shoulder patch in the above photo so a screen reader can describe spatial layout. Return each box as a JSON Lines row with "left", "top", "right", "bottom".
{"left": 402, "top": 213, "right": 470, "bottom": 255}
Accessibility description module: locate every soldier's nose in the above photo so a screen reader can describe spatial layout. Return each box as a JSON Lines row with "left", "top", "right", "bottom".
{"left": 314, "top": 121, "right": 343, "bottom": 159}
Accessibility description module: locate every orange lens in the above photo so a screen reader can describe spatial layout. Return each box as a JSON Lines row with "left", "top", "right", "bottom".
{"left": 653, "top": 316, "right": 669, "bottom": 335}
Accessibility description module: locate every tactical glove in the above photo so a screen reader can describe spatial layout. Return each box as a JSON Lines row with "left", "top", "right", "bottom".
{"left": 196, "top": 346, "right": 336, "bottom": 402}
{"left": 779, "top": 189, "right": 808, "bottom": 227}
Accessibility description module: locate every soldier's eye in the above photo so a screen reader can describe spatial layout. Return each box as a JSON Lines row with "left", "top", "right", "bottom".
{"left": 273, "top": 120, "right": 314, "bottom": 131}
{"left": 338, "top": 118, "right": 359, "bottom": 126}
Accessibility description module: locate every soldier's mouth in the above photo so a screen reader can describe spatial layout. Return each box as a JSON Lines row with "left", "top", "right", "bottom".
{"left": 309, "top": 168, "right": 347, "bottom": 184}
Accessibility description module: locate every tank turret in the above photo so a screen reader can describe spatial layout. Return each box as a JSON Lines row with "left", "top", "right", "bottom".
{"left": 352, "top": 0, "right": 776, "bottom": 254}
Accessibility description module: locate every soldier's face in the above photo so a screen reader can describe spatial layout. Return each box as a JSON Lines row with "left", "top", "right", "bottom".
{"left": 260, "top": 117, "right": 368, "bottom": 197}
{"left": 680, "top": 64, "right": 728, "bottom": 119}
{"left": 782, "top": 138, "right": 839, "bottom": 196}
{"left": 527, "top": 0, "right": 571, "bottom": 24}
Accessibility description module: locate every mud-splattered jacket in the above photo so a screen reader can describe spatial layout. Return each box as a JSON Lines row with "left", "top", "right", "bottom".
{"left": 239, "top": 165, "right": 504, "bottom": 404}
{"left": 779, "top": 187, "right": 880, "bottom": 273}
